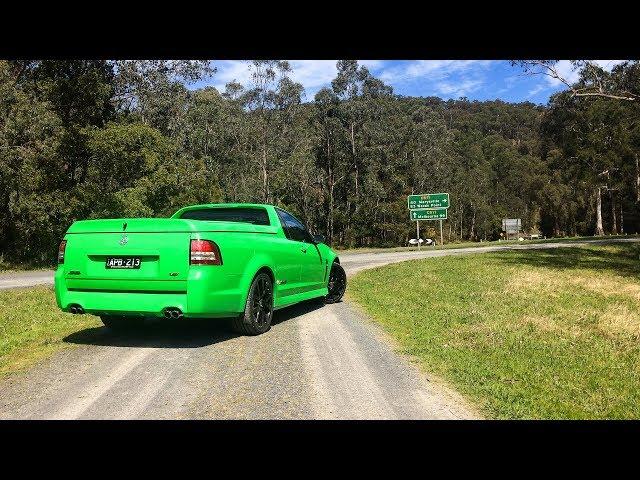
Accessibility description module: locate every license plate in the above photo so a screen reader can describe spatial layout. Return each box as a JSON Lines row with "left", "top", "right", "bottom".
{"left": 105, "top": 257, "right": 141, "bottom": 269}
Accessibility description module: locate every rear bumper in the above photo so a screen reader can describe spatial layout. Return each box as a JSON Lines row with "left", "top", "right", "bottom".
{"left": 54, "top": 268, "right": 246, "bottom": 318}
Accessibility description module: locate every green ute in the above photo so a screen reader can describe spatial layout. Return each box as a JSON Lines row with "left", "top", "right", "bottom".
{"left": 54, "top": 204, "right": 345, "bottom": 335}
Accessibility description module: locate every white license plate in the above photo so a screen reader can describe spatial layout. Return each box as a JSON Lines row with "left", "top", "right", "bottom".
{"left": 105, "top": 257, "right": 141, "bottom": 269}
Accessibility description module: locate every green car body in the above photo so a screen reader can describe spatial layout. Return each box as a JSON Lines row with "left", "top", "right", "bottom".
{"left": 54, "top": 204, "right": 340, "bottom": 322}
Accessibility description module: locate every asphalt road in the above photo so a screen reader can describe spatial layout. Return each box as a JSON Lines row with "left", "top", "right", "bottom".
{"left": 0, "top": 238, "right": 636, "bottom": 419}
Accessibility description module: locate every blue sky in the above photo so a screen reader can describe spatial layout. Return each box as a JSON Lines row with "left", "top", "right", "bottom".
{"left": 190, "top": 60, "right": 627, "bottom": 105}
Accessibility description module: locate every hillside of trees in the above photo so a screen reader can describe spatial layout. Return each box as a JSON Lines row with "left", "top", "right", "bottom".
{"left": 1, "top": 59, "right": 639, "bottom": 264}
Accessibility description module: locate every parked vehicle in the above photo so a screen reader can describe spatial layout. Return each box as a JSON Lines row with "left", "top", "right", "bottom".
{"left": 54, "top": 204, "right": 346, "bottom": 335}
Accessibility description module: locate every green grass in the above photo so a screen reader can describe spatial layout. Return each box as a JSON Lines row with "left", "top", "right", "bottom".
{"left": 0, "top": 286, "right": 100, "bottom": 377}
{"left": 348, "top": 243, "right": 640, "bottom": 419}
{"left": 336, "top": 234, "right": 640, "bottom": 255}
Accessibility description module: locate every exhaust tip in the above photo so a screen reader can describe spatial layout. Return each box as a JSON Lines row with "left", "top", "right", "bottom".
{"left": 164, "top": 308, "right": 183, "bottom": 320}
{"left": 69, "top": 305, "right": 84, "bottom": 314}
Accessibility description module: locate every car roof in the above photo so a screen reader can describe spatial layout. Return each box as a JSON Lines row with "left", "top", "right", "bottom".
{"left": 186, "top": 203, "right": 273, "bottom": 208}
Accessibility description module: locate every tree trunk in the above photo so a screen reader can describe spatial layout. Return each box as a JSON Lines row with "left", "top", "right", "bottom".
{"left": 351, "top": 122, "right": 358, "bottom": 198}
{"left": 261, "top": 143, "right": 268, "bottom": 203}
{"left": 328, "top": 182, "right": 334, "bottom": 244}
{"left": 620, "top": 203, "right": 624, "bottom": 234}
{"left": 636, "top": 153, "right": 640, "bottom": 203}
{"left": 204, "top": 120, "right": 209, "bottom": 158}
{"left": 470, "top": 205, "right": 476, "bottom": 240}
{"left": 326, "top": 133, "right": 334, "bottom": 244}
{"left": 610, "top": 189, "right": 617, "bottom": 234}
{"left": 595, "top": 187, "right": 604, "bottom": 236}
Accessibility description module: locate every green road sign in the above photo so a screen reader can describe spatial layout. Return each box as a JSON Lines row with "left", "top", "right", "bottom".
{"left": 408, "top": 193, "right": 449, "bottom": 209}
{"left": 410, "top": 208, "right": 448, "bottom": 220}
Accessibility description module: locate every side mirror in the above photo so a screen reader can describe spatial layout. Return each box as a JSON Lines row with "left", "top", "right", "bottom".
{"left": 313, "top": 234, "right": 326, "bottom": 244}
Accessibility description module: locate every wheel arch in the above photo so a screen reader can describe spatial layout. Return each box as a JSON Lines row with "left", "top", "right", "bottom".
{"left": 254, "top": 265, "right": 275, "bottom": 284}
{"left": 237, "top": 254, "right": 276, "bottom": 311}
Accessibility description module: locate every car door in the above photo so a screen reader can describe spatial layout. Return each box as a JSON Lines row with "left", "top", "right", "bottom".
{"left": 276, "top": 209, "right": 325, "bottom": 294}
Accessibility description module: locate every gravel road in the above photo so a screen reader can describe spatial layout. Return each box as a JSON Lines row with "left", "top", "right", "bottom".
{"left": 0, "top": 238, "right": 635, "bottom": 419}
{"left": 0, "top": 270, "right": 55, "bottom": 290}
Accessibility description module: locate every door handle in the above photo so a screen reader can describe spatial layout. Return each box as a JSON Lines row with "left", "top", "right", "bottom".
{"left": 300, "top": 247, "right": 307, "bottom": 253}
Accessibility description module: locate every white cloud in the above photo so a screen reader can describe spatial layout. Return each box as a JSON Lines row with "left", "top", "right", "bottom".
{"left": 379, "top": 60, "right": 493, "bottom": 83}
{"left": 375, "top": 60, "right": 494, "bottom": 99}
{"left": 205, "top": 60, "right": 501, "bottom": 101}
{"left": 288, "top": 61, "right": 339, "bottom": 100}
{"left": 208, "top": 60, "right": 387, "bottom": 100}
{"left": 208, "top": 60, "right": 252, "bottom": 92}
{"left": 528, "top": 83, "right": 547, "bottom": 97}
{"left": 436, "top": 78, "right": 484, "bottom": 97}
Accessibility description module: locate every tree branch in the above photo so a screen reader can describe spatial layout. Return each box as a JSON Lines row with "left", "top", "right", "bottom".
{"left": 515, "top": 60, "right": 638, "bottom": 102}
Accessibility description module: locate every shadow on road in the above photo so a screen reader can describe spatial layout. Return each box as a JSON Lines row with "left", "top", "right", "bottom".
{"left": 272, "top": 298, "right": 327, "bottom": 326}
{"left": 63, "top": 298, "right": 327, "bottom": 349}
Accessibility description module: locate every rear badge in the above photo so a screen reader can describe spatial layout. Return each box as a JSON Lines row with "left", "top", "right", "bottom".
{"left": 119, "top": 234, "right": 128, "bottom": 246}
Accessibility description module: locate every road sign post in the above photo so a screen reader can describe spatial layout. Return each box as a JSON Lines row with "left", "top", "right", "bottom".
{"left": 408, "top": 193, "right": 450, "bottom": 247}
{"left": 502, "top": 218, "right": 521, "bottom": 241}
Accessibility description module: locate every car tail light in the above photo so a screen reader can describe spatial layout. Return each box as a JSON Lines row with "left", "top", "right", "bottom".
{"left": 190, "top": 239, "right": 222, "bottom": 265}
{"left": 58, "top": 240, "right": 67, "bottom": 264}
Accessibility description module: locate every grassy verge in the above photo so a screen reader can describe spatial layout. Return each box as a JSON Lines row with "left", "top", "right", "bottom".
{"left": 336, "top": 234, "right": 639, "bottom": 255}
{"left": 348, "top": 243, "right": 640, "bottom": 419}
{"left": 0, "top": 259, "right": 56, "bottom": 273}
{"left": 0, "top": 286, "right": 100, "bottom": 377}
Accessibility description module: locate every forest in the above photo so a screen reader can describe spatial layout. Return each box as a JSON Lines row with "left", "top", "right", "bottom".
{"left": 1, "top": 59, "right": 639, "bottom": 263}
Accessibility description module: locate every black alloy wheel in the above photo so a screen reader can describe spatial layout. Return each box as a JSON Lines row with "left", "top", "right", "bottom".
{"left": 325, "top": 262, "right": 347, "bottom": 304}
{"left": 233, "top": 272, "right": 274, "bottom": 335}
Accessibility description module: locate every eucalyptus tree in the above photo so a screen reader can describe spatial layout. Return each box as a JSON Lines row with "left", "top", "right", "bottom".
{"left": 312, "top": 87, "right": 348, "bottom": 243}
{"left": 234, "top": 61, "right": 303, "bottom": 204}
{"left": 513, "top": 60, "right": 639, "bottom": 101}
{"left": 181, "top": 85, "right": 248, "bottom": 201}
{"left": 329, "top": 60, "right": 393, "bottom": 243}
{"left": 110, "top": 60, "right": 214, "bottom": 114}
{"left": 543, "top": 92, "right": 628, "bottom": 235}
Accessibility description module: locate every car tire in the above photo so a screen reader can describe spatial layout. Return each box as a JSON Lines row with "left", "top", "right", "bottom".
{"left": 100, "top": 315, "right": 144, "bottom": 330}
{"left": 232, "top": 272, "right": 274, "bottom": 336}
{"left": 325, "top": 262, "right": 347, "bottom": 304}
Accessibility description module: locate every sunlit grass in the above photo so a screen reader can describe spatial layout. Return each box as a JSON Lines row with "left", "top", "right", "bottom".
{"left": 0, "top": 286, "right": 100, "bottom": 377}
{"left": 348, "top": 244, "right": 640, "bottom": 419}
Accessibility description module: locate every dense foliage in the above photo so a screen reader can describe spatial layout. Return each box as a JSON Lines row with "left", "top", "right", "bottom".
{"left": 1, "top": 59, "right": 639, "bottom": 263}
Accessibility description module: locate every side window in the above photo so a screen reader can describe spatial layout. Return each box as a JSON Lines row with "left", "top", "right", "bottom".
{"left": 275, "top": 209, "right": 291, "bottom": 239}
{"left": 276, "top": 209, "right": 312, "bottom": 243}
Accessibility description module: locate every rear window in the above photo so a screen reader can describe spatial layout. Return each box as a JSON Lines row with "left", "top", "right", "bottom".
{"left": 180, "top": 207, "right": 270, "bottom": 226}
